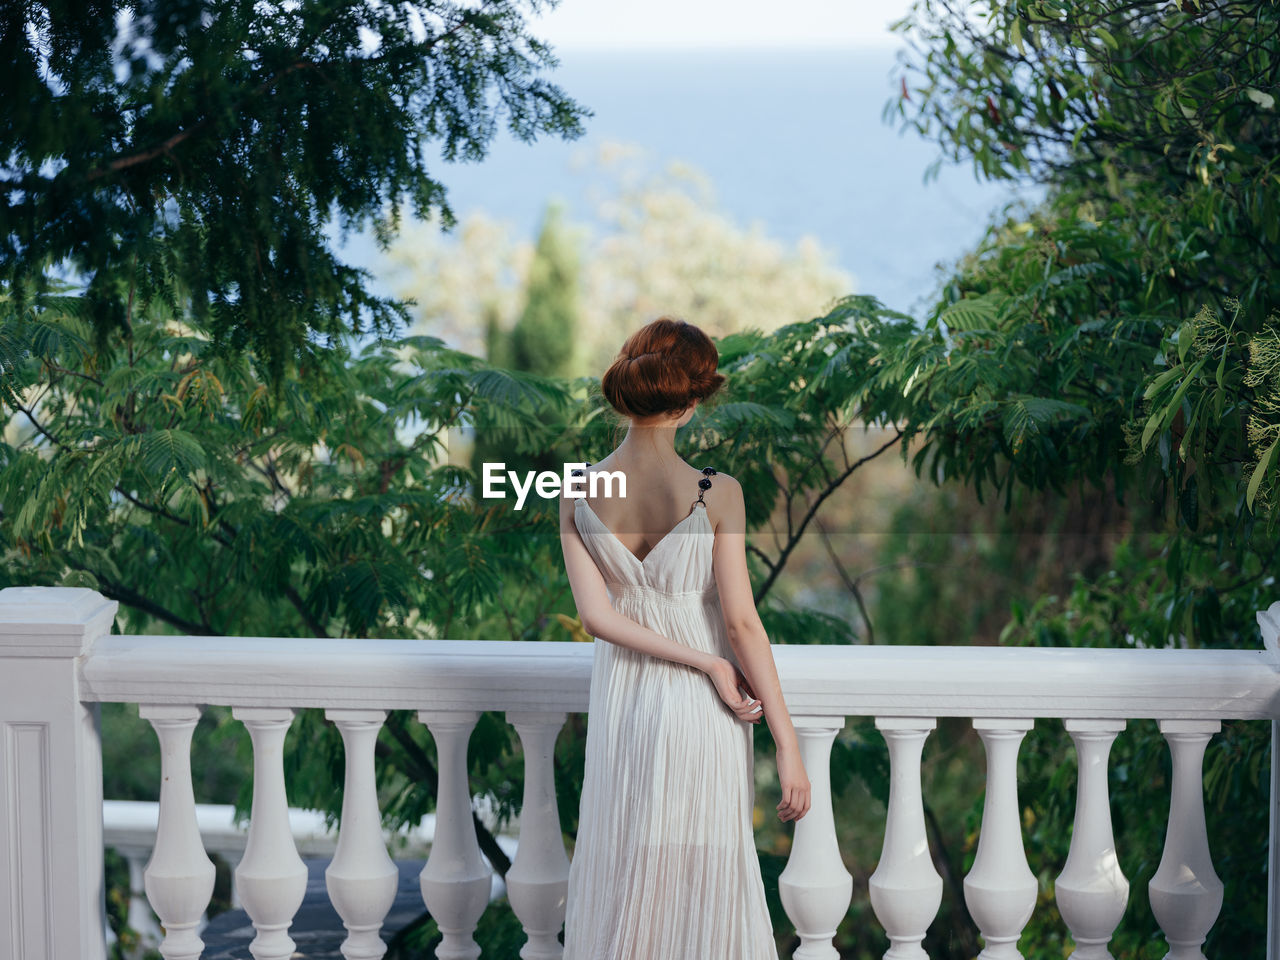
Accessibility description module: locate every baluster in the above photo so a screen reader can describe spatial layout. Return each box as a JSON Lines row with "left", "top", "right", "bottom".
{"left": 504, "top": 711, "right": 571, "bottom": 960}
{"left": 139, "top": 704, "right": 216, "bottom": 960}
{"left": 869, "top": 717, "right": 942, "bottom": 960}
{"left": 231, "top": 707, "right": 308, "bottom": 960}
{"left": 1149, "top": 720, "right": 1224, "bottom": 960}
{"left": 418, "top": 710, "right": 493, "bottom": 960}
{"left": 325, "top": 709, "right": 400, "bottom": 960}
{"left": 778, "top": 716, "right": 852, "bottom": 960}
{"left": 1056, "top": 720, "right": 1128, "bottom": 960}
{"left": 963, "top": 719, "right": 1037, "bottom": 960}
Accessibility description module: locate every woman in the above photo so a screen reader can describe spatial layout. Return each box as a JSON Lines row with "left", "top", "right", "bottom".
{"left": 558, "top": 316, "right": 811, "bottom": 959}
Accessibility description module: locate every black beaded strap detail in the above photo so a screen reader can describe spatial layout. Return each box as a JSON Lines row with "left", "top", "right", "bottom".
{"left": 572, "top": 462, "right": 715, "bottom": 504}
{"left": 696, "top": 466, "right": 717, "bottom": 504}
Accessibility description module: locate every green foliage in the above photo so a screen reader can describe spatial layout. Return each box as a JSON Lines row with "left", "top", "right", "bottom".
{"left": 881, "top": 0, "right": 1280, "bottom": 531}
{"left": 471, "top": 199, "right": 582, "bottom": 488}
{"left": 3, "top": 286, "right": 928, "bottom": 948}
{"left": 0, "top": 1, "right": 589, "bottom": 388}
{"left": 886, "top": 0, "right": 1280, "bottom": 192}
{"left": 7, "top": 4, "right": 1279, "bottom": 957}
{"left": 510, "top": 202, "right": 581, "bottom": 377}
{"left": 846, "top": 1, "right": 1280, "bottom": 956}
{"left": 0, "top": 294, "right": 590, "bottom": 912}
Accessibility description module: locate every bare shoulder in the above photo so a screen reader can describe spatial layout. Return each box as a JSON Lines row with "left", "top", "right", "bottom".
{"left": 702, "top": 469, "right": 745, "bottom": 535}
{"left": 705, "top": 469, "right": 743, "bottom": 497}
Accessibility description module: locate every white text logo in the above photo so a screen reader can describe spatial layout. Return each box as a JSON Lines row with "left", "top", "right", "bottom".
{"left": 481, "top": 462, "right": 627, "bottom": 510}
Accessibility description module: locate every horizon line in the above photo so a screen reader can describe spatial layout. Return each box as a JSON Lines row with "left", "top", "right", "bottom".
{"left": 544, "top": 38, "right": 910, "bottom": 52}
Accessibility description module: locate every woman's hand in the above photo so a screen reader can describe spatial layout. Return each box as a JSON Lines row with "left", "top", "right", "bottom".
{"left": 776, "top": 747, "right": 811, "bottom": 822}
{"left": 704, "top": 656, "right": 763, "bottom": 724}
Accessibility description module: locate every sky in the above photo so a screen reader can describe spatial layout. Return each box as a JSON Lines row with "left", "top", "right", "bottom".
{"left": 526, "top": 0, "right": 919, "bottom": 48}
{"left": 338, "top": 0, "right": 1039, "bottom": 325}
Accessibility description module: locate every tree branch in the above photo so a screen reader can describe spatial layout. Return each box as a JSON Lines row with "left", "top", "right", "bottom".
{"left": 64, "top": 557, "right": 214, "bottom": 635}
{"left": 754, "top": 429, "right": 905, "bottom": 604}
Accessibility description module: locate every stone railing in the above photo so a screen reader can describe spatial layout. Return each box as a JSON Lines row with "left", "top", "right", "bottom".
{"left": 101, "top": 798, "right": 516, "bottom": 950}
{"left": 1, "top": 585, "right": 1278, "bottom": 960}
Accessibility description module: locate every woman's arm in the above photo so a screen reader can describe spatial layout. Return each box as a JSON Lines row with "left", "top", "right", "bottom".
{"left": 559, "top": 489, "right": 717, "bottom": 672}
{"left": 709, "top": 474, "right": 800, "bottom": 756}
{"left": 710, "top": 475, "right": 810, "bottom": 820}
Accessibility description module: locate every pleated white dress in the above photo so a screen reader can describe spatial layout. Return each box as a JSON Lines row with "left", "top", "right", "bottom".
{"left": 562, "top": 469, "right": 780, "bottom": 960}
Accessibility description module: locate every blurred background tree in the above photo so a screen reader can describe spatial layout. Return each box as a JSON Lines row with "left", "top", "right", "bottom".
{"left": 509, "top": 201, "right": 581, "bottom": 377}
{"left": 382, "top": 142, "right": 855, "bottom": 377}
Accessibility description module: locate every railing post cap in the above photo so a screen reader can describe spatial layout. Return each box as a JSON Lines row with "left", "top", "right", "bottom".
{"left": 874, "top": 716, "right": 938, "bottom": 732}
{"left": 1257, "top": 601, "right": 1280, "bottom": 663}
{"left": 789, "top": 714, "right": 848, "bottom": 731}
{"left": 232, "top": 705, "right": 298, "bottom": 724}
{"left": 1063, "top": 718, "right": 1127, "bottom": 734}
{"left": 0, "top": 585, "right": 118, "bottom": 657}
{"left": 1158, "top": 718, "right": 1221, "bottom": 735}
{"left": 972, "top": 717, "right": 1035, "bottom": 732}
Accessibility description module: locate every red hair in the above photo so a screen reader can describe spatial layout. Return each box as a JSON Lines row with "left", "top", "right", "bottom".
{"left": 600, "top": 316, "right": 726, "bottom": 419}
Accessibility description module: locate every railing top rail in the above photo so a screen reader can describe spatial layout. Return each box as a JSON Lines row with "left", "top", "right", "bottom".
{"left": 78, "top": 634, "right": 1280, "bottom": 721}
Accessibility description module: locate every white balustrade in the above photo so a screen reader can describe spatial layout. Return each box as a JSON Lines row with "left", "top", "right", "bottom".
{"left": 964, "top": 719, "right": 1038, "bottom": 960}
{"left": 3, "top": 587, "right": 1280, "bottom": 960}
{"left": 418, "top": 709, "right": 493, "bottom": 960}
{"left": 779, "top": 716, "right": 853, "bottom": 960}
{"left": 325, "top": 708, "right": 400, "bottom": 960}
{"left": 869, "top": 717, "right": 942, "bottom": 960}
{"left": 1056, "top": 719, "right": 1128, "bottom": 960}
{"left": 0, "top": 586, "right": 114, "bottom": 960}
{"left": 103, "top": 797, "right": 356, "bottom": 949}
{"left": 504, "top": 711, "right": 572, "bottom": 960}
{"left": 138, "top": 703, "right": 216, "bottom": 960}
{"left": 1149, "top": 719, "right": 1224, "bottom": 960}
{"left": 232, "top": 706, "right": 308, "bottom": 960}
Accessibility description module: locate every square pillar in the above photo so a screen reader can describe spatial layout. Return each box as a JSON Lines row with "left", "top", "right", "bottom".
{"left": 0, "top": 586, "right": 118, "bottom": 960}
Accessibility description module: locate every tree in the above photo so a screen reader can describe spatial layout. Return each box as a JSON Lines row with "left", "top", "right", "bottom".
{"left": 0, "top": 283, "right": 923, "bottom": 957}
{"left": 382, "top": 142, "right": 856, "bottom": 376}
{"left": 845, "top": 1, "right": 1280, "bottom": 955}
{"left": 510, "top": 200, "right": 580, "bottom": 377}
{"left": 0, "top": 289, "right": 584, "bottom": 949}
{"left": 0, "top": 0, "right": 589, "bottom": 389}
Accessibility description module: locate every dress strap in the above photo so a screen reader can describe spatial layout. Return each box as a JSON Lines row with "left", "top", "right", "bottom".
{"left": 571, "top": 462, "right": 716, "bottom": 503}
{"left": 696, "top": 466, "right": 717, "bottom": 505}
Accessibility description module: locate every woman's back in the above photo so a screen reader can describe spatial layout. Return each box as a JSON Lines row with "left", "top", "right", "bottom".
{"left": 573, "top": 455, "right": 715, "bottom": 568}
{"left": 562, "top": 458, "right": 780, "bottom": 960}
{"left": 557, "top": 314, "right": 807, "bottom": 958}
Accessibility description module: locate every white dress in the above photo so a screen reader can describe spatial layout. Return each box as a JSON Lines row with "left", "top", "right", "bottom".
{"left": 562, "top": 466, "right": 780, "bottom": 960}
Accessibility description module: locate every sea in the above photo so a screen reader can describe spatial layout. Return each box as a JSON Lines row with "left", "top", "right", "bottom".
{"left": 338, "top": 44, "right": 1044, "bottom": 325}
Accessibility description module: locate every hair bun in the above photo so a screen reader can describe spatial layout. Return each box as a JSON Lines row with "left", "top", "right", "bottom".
{"left": 601, "top": 316, "right": 726, "bottom": 418}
